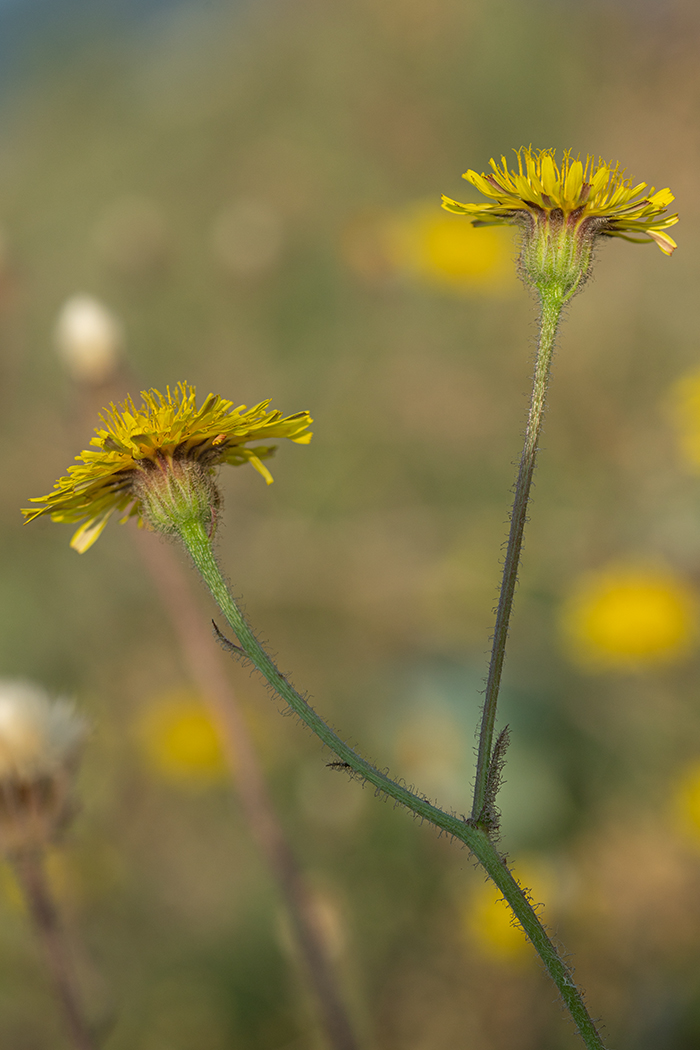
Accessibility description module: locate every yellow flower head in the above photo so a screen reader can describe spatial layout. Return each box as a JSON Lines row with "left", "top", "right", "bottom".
{"left": 442, "top": 148, "right": 678, "bottom": 256}
{"left": 561, "top": 566, "right": 697, "bottom": 670}
{"left": 23, "top": 382, "right": 312, "bottom": 552}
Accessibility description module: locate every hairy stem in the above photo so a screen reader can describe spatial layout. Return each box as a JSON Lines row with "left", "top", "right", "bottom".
{"left": 13, "top": 851, "right": 96, "bottom": 1050}
{"left": 471, "top": 285, "right": 565, "bottom": 821}
{"left": 133, "top": 526, "right": 359, "bottom": 1050}
{"left": 177, "top": 517, "right": 608, "bottom": 1050}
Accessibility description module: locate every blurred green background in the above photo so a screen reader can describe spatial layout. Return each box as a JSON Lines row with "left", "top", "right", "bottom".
{"left": 3, "top": 0, "right": 700, "bottom": 1047}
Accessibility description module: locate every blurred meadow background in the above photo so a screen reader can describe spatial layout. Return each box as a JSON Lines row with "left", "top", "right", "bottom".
{"left": 3, "top": 0, "right": 700, "bottom": 1047}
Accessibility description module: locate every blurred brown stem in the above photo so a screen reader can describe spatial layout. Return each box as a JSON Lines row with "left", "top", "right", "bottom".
{"left": 132, "top": 525, "right": 359, "bottom": 1050}
{"left": 13, "top": 851, "right": 96, "bottom": 1050}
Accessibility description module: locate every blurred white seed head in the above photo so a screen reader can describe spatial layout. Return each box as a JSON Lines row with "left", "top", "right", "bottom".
{"left": 54, "top": 294, "right": 123, "bottom": 384}
{"left": 0, "top": 680, "right": 88, "bottom": 855}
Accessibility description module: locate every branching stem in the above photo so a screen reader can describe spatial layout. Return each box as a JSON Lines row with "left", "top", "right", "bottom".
{"left": 178, "top": 514, "right": 608, "bottom": 1050}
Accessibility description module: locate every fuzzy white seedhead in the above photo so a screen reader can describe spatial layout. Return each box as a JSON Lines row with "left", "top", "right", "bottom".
{"left": 0, "top": 680, "right": 88, "bottom": 854}
{"left": 54, "top": 294, "right": 122, "bottom": 384}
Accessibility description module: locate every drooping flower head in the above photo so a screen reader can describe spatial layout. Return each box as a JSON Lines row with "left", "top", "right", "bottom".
{"left": 23, "top": 382, "right": 313, "bottom": 552}
{"left": 442, "top": 148, "right": 678, "bottom": 298}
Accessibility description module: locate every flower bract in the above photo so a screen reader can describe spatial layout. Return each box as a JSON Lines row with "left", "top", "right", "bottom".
{"left": 442, "top": 147, "right": 678, "bottom": 255}
{"left": 23, "top": 382, "right": 312, "bottom": 552}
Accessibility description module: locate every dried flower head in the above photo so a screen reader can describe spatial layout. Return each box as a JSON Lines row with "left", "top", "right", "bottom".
{"left": 443, "top": 148, "right": 678, "bottom": 298}
{"left": 0, "top": 681, "right": 87, "bottom": 855}
{"left": 23, "top": 382, "right": 313, "bottom": 552}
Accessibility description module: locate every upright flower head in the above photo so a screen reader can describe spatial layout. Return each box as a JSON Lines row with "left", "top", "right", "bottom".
{"left": 0, "top": 681, "right": 88, "bottom": 855}
{"left": 23, "top": 382, "right": 312, "bottom": 552}
{"left": 442, "top": 148, "right": 678, "bottom": 298}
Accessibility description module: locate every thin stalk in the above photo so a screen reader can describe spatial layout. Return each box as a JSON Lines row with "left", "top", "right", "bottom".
{"left": 471, "top": 285, "right": 565, "bottom": 821}
{"left": 13, "top": 851, "right": 96, "bottom": 1050}
{"left": 133, "top": 526, "right": 359, "bottom": 1050}
{"left": 177, "top": 516, "right": 608, "bottom": 1050}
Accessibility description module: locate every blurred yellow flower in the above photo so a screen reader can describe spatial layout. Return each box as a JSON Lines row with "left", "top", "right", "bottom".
{"left": 463, "top": 879, "right": 530, "bottom": 961}
{"left": 462, "top": 859, "right": 553, "bottom": 963}
{"left": 387, "top": 201, "right": 516, "bottom": 293}
{"left": 137, "top": 694, "right": 228, "bottom": 785}
{"left": 669, "top": 368, "right": 700, "bottom": 471}
{"left": 561, "top": 566, "right": 697, "bottom": 669}
{"left": 672, "top": 761, "right": 700, "bottom": 844}
{"left": 0, "top": 864, "right": 27, "bottom": 914}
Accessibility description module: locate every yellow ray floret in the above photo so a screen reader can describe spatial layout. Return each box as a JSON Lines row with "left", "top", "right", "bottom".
{"left": 23, "top": 382, "right": 312, "bottom": 552}
{"left": 442, "top": 147, "right": 678, "bottom": 255}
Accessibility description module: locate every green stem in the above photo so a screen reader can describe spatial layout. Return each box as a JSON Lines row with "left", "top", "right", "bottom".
{"left": 471, "top": 284, "right": 565, "bottom": 821}
{"left": 177, "top": 516, "right": 608, "bottom": 1050}
{"left": 135, "top": 527, "right": 359, "bottom": 1050}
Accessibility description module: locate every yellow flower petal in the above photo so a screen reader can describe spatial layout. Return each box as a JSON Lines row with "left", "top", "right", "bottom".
{"left": 463, "top": 170, "right": 500, "bottom": 198}
{"left": 70, "top": 512, "right": 115, "bottom": 553}
{"left": 247, "top": 454, "right": 275, "bottom": 484}
{"left": 648, "top": 229, "right": 677, "bottom": 255}
{"left": 564, "top": 159, "right": 583, "bottom": 205}
{"left": 540, "top": 152, "right": 558, "bottom": 197}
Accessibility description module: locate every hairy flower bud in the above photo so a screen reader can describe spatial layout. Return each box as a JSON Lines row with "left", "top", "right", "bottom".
{"left": 131, "top": 455, "right": 221, "bottom": 537}
{"left": 516, "top": 207, "right": 600, "bottom": 299}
